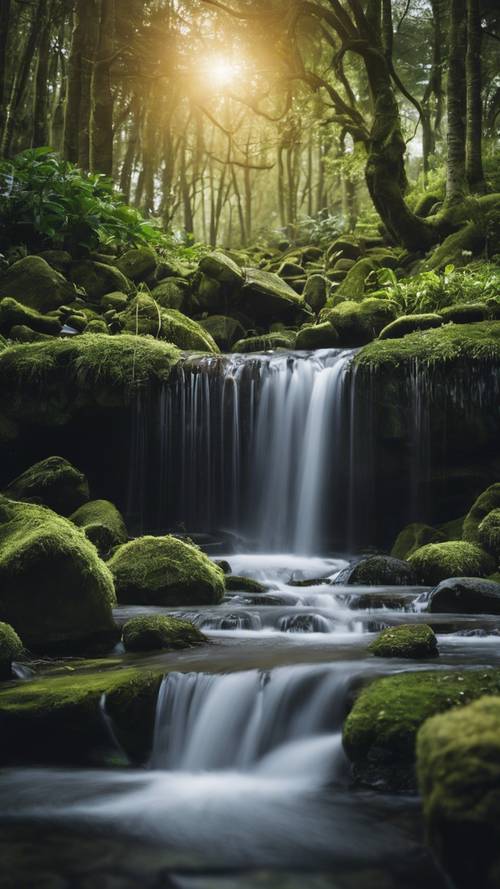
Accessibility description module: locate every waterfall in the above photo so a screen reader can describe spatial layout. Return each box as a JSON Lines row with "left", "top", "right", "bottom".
{"left": 150, "top": 665, "right": 352, "bottom": 781}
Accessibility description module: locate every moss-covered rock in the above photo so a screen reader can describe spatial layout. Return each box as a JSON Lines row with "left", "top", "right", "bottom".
{"left": 356, "top": 320, "right": 500, "bottom": 370}
{"left": 417, "top": 696, "right": 500, "bottom": 889}
{"left": 428, "top": 577, "right": 500, "bottom": 614}
{"left": 334, "top": 258, "right": 378, "bottom": 301}
{"left": 101, "top": 291, "right": 129, "bottom": 312}
{"left": 335, "top": 555, "right": 417, "bottom": 586}
{"left": 427, "top": 221, "right": 485, "bottom": 271}
{"left": 4, "top": 456, "right": 89, "bottom": 515}
{"left": 241, "top": 268, "right": 311, "bottom": 324}
{"left": 84, "top": 318, "right": 108, "bottom": 334}
{"left": 391, "top": 523, "right": 446, "bottom": 561}
{"left": 122, "top": 615, "right": 205, "bottom": 652}
{"left": 115, "top": 247, "right": 157, "bottom": 282}
{"left": 70, "top": 499, "right": 127, "bottom": 555}
{"left": 8, "top": 324, "right": 53, "bottom": 343}
{"left": 109, "top": 535, "right": 225, "bottom": 606}
{"left": 199, "top": 315, "right": 246, "bottom": 351}
{"left": 439, "top": 302, "right": 490, "bottom": 324}
{"left": 199, "top": 251, "right": 245, "bottom": 286}
{"left": 303, "top": 274, "right": 329, "bottom": 313}
{"left": 296, "top": 321, "right": 339, "bottom": 350}
{"left": 463, "top": 483, "right": 500, "bottom": 544}
{"left": 379, "top": 313, "right": 444, "bottom": 340}
{"left": 0, "top": 496, "right": 116, "bottom": 651}
{"left": 478, "top": 508, "right": 500, "bottom": 558}
{"left": 225, "top": 575, "right": 267, "bottom": 593}
{"left": 232, "top": 332, "right": 296, "bottom": 353}
{"left": 409, "top": 541, "right": 495, "bottom": 585}
{"left": 0, "top": 256, "right": 75, "bottom": 313}
{"left": 0, "top": 666, "right": 163, "bottom": 764}
{"left": 70, "top": 260, "right": 133, "bottom": 301}
{"left": 0, "top": 622, "right": 23, "bottom": 679}
{"left": 343, "top": 668, "right": 500, "bottom": 790}
{"left": 321, "top": 298, "right": 396, "bottom": 346}
{"left": 151, "top": 278, "right": 187, "bottom": 311}
{"left": 368, "top": 624, "right": 438, "bottom": 659}
{"left": 120, "top": 296, "right": 218, "bottom": 352}
{"left": 0, "top": 297, "right": 61, "bottom": 336}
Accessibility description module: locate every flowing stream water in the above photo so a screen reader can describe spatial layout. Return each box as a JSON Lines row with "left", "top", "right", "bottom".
{"left": 2, "top": 350, "right": 500, "bottom": 889}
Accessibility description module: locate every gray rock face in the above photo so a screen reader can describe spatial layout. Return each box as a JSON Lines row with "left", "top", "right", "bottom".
{"left": 334, "top": 555, "right": 417, "bottom": 586}
{"left": 428, "top": 577, "right": 500, "bottom": 614}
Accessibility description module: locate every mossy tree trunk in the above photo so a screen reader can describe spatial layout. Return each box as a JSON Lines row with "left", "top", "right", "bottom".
{"left": 465, "top": 0, "right": 486, "bottom": 193}
{"left": 445, "top": 0, "right": 467, "bottom": 205}
{"left": 90, "top": 0, "right": 115, "bottom": 176}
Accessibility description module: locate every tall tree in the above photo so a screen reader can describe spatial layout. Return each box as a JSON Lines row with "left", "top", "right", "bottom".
{"left": 90, "top": 0, "right": 116, "bottom": 175}
{"left": 445, "top": 0, "right": 468, "bottom": 205}
{"left": 63, "top": 0, "right": 99, "bottom": 168}
{"left": 465, "top": 0, "right": 486, "bottom": 192}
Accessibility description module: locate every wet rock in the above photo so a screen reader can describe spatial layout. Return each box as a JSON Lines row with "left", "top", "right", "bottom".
{"left": 303, "top": 274, "right": 329, "bottom": 313}
{"left": 391, "top": 522, "right": 446, "bottom": 561}
{"left": 101, "top": 291, "right": 129, "bottom": 312}
{"left": 5, "top": 456, "right": 89, "bottom": 516}
{"left": 232, "top": 331, "right": 296, "bottom": 353}
{"left": 37, "top": 249, "right": 72, "bottom": 274}
{"left": 334, "top": 258, "right": 378, "bottom": 301}
{"left": 199, "top": 315, "right": 246, "bottom": 351}
{"left": 409, "top": 541, "right": 495, "bottom": 585}
{"left": 463, "top": 482, "right": 500, "bottom": 544}
{"left": 0, "top": 621, "right": 23, "bottom": 679}
{"left": 348, "top": 591, "right": 415, "bottom": 609}
{"left": 9, "top": 324, "right": 54, "bottom": 343}
{"left": 427, "top": 577, "right": 500, "bottom": 614}
{"left": 224, "top": 575, "right": 267, "bottom": 594}
{"left": 335, "top": 556, "right": 417, "bottom": 586}
{"left": 119, "top": 296, "right": 219, "bottom": 353}
{"left": 439, "top": 302, "right": 489, "bottom": 324}
{"left": 321, "top": 298, "right": 396, "bottom": 346}
{"left": 296, "top": 321, "right": 339, "bottom": 350}
{"left": 368, "top": 624, "right": 438, "bottom": 658}
{"left": 241, "top": 268, "right": 311, "bottom": 324}
{"left": 478, "top": 508, "right": 500, "bottom": 558}
{"left": 0, "top": 256, "right": 75, "bottom": 313}
{"left": 70, "top": 499, "right": 127, "bottom": 556}
{"left": 417, "top": 695, "right": 500, "bottom": 889}
{"left": 343, "top": 668, "right": 500, "bottom": 791}
{"left": 115, "top": 247, "right": 157, "bottom": 282}
{"left": 122, "top": 615, "right": 205, "bottom": 652}
{"left": 379, "top": 313, "right": 444, "bottom": 340}
{"left": 108, "top": 535, "right": 225, "bottom": 606}
{"left": 70, "top": 260, "right": 133, "bottom": 301}
{"left": 0, "top": 297, "right": 62, "bottom": 336}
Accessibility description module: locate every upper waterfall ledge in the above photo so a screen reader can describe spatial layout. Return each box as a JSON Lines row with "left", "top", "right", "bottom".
{"left": 355, "top": 320, "right": 500, "bottom": 369}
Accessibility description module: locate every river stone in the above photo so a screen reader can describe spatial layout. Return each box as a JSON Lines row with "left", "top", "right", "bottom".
{"left": 463, "top": 482, "right": 500, "bottom": 543}
{"left": 368, "top": 624, "right": 438, "bottom": 659}
{"left": 225, "top": 575, "right": 267, "bottom": 594}
{"left": 478, "top": 508, "right": 500, "bottom": 558}
{"left": 378, "top": 313, "right": 444, "bottom": 340}
{"left": 303, "top": 274, "right": 329, "bottom": 313}
{"left": 241, "top": 268, "right": 311, "bottom": 323}
{"left": 4, "top": 456, "right": 89, "bottom": 516}
{"left": 391, "top": 522, "right": 446, "bottom": 561}
{"left": 428, "top": 577, "right": 500, "bottom": 614}
{"left": 0, "top": 256, "right": 75, "bottom": 313}
{"left": 151, "top": 278, "right": 188, "bottom": 310}
{"left": 334, "top": 556, "right": 417, "bottom": 586}
{"left": 199, "top": 251, "right": 244, "bottom": 286}
{"left": 122, "top": 615, "right": 205, "bottom": 652}
{"left": 199, "top": 315, "right": 246, "bottom": 351}
{"left": 417, "top": 696, "right": 500, "bottom": 889}
{"left": 296, "top": 322, "right": 339, "bottom": 350}
{"left": 409, "top": 541, "right": 495, "bottom": 585}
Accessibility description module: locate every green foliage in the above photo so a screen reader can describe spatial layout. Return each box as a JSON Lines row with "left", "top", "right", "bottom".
{"left": 0, "top": 149, "right": 164, "bottom": 253}
{"left": 368, "top": 262, "right": 500, "bottom": 315}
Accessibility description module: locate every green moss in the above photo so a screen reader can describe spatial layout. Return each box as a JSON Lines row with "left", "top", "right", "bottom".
{"left": 109, "top": 535, "right": 225, "bottom": 606}
{"left": 232, "top": 332, "right": 297, "bottom": 353}
{"left": 0, "top": 496, "right": 117, "bottom": 651}
{"left": 356, "top": 321, "right": 500, "bottom": 370}
{"left": 463, "top": 483, "right": 500, "bottom": 543}
{"left": 70, "top": 499, "right": 127, "bottom": 556}
{"left": 334, "top": 258, "right": 378, "bottom": 301}
{"left": 368, "top": 624, "right": 438, "bottom": 659}
{"left": 409, "top": 541, "right": 495, "bottom": 585}
{"left": 417, "top": 696, "right": 500, "bottom": 889}
{"left": 199, "top": 315, "right": 245, "bottom": 350}
{"left": 438, "top": 515, "right": 465, "bottom": 541}
{"left": 115, "top": 247, "right": 157, "bottom": 282}
{"left": 0, "top": 297, "right": 61, "bottom": 336}
{"left": 0, "top": 255, "right": 75, "bottom": 312}
{"left": 0, "top": 666, "right": 163, "bottom": 764}
{"left": 70, "top": 260, "right": 133, "bottom": 301}
{"left": 478, "top": 508, "right": 500, "bottom": 559}
{"left": 321, "top": 298, "right": 396, "bottom": 346}
{"left": 439, "top": 302, "right": 489, "bottom": 324}
{"left": 295, "top": 322, "right": 338, "bottom": 350}
{"left": 5, "top": 456, "right": 89, "bottom": 516}
{"left": 391, "top": 523, "right": 446, "bottom": 561}
{"left": 379, "top": 313, "right": 444, "bottom": 340}
{"left": 343, "top": 668, "right": 500, "bottom": 789}
{"left": 120, "top": 296, "right": 218, "bottom": 353}
{"left": 225, "top": 575, "right": 267, "bottom": 593}
{"left": 0, "top": 622, "right": 23, "bottom": 678}
{"left": 122, "top": 615, "right": 205, "bottom": 652}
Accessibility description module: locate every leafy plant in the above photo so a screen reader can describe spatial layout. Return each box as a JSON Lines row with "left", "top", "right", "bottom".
{"left": 0, "top": 148, "right": 166, "bottom": 255}
{"left": 367, "top": 262, "right": 500, "bottom": 315}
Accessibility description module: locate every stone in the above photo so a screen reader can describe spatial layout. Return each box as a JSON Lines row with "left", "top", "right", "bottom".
{"left": 0, "top": 622, "right": 23, "bottom": 679}
{"left": 303, "top": 274, "right": 329, "bottom": 313}
{"left": 391, "top": 523, "right": 446, "bottom": 561}
{"left": 368, "top": 624, "right": 438, "bottom": 658}
{"left": 296, "top": 322, "right": 339, "bottom": 350}
{"left": 70, "top": 260, "right": 133, "bottom": 301}
{"left": 409, "top": 542, "right": 495, "bottom": 585}
{"left": 0, "top": 256, "right": 74, "bottom": 313}
{"left": 199, "top": 315, "right": 246, "bottom": 351}
{"left": 427, "top": 577, "right": 500, "bottom": 614}
{"left": 70, "top": 499, "right": 127, "bottom": 556}
{"left": 378, "top": 313, "right": 444, "bottom": 340}
{"left": 463, "top": 483, "right": 500, "bottom": 544}
{"left": 4, "top": 456, "right": 89, "bottom": 516}
{"left": 199, "top": 251, "right": 245, "bottom": 286}
{"left": 122, "top": 615, "right": 205, "bottom": 652}
{"left": 334, "top": 555, "right": 417, "bottom": 586}
{"left": 115, "top": 247, "right": 157, "bottom": 282}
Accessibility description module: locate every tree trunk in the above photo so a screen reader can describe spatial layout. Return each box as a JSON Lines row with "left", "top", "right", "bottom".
{"left": 0, "top": 0, "right": 11, "bottom": 148}
{"left": 3, "top": 0, "right": 46, "bottom": 155}
{"left": 32, "top": 0, "right": 52, "bottom": 147}
{"left": 445, "top": 0, "right": 467, "bottom": 205}
{"left": 90, "top": 0, "right": 115, "bottom": 175}
{"left": 465, "top": 0, "right": 486, "bottom": 192}
{"left": 63, "top": 0, "right": 99, "bottom": 168}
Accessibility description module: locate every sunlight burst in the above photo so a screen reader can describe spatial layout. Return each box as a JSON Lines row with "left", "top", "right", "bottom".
{"left": 205, "top": 55, "right": 241, "bottom": 89}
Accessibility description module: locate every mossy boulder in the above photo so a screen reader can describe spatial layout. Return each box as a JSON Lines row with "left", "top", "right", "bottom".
{"left": 368, "top": 624, "right": 438, "bottom": 659}
{"left": 122, "top": 615, "right": 205, "bottom": 652}
{"left": 101, "top": 291, "right": 129, "bottom": 312}
{"left": 439, "top": 302, "right": 489, "bottom": 324}
{"left": 70, "top": 260, "right": 133, "bottom": 301}
{"left": 0, "top": 256, "right": 75, "bottom": 313}
{"left": 199, "top": 251, "right": 244, "bottom": 286}
{"left": 343, "top": 668, "right": 500, "bottom": 790}
{"left": 417, "top": 696, "right": 500, "bottom": 889}
{"left": 378, "top": 313, "right": 444, "bottom": 340}
{"left": 0, "top": 666, "right": 163, "bottom": 764}
{"left": 9, "top": 324, "right": 53, "bottom": 343}
{"left": 241, "top": 268, "right": 311, "bottom": 324}
{"left": 328, "top": 237, "right": 362, "bottom": 262}
{"left": 151, "top": 278, "right": 188, "bottom": 311}
{"left": 428, "top": 577, "right": 500, "bottom": 614}
{"left": 232, "top": 332, "right": 297, "bottom": 353}
{"left": 356, "top": 320, "right": 500, "bottom": 370}
{"left": 335, "top": 556, "right": 417, "bottom": 586}
{"left": 70, "top": 499, "right": 127, "bottom": 556}
{"left": 334, "top": 258, "right": 378, "bottom": 301}
{"left": 85, "top": 318, "right": 108, "bottom": 334}
{"left": 391, "top": 523, "right": 446, "bottom": 561}
{"left": 463, "top": 483, "right": 500, "bottom": 544}
{"left": 0, "top": 497, "right": 116, "bottom": 651}
{"left": 115, "top": 247, "right": 157, "bottom": 282}
{"left": 321, "top": 298, "right": 396, "bottom": 346}
{"left": 478, "top": 508, "right": 500, "bottom": 558}
{"left": 0, "top": 622, "right": 23, "bottom": 679}
{"left": 4, "top": 456, "right": 89, "bottom": 516}
{"left": 303, "top": 274, "right": 329, "bottom": 313}
{"left": 199, "top": 315, "right": 245, "bottom": 351}
{"left": 296, "top": 321, "right": 339, "bottom": 350}
{"left": 225, "top": 575, "right": 267, "bottom": 593}
{"left": 108, "top": 535, "right": 225, "bottom": 606}
{"left": 37, "top": 249, "right": 72, "bottom": 274}
{"left": 427, "top": 221, "right": 485, "bottom": 271}
{"left": 0, "top": 297, "right": 61, "bottom": 336}
{"left": 120, "top": 296, "right": 218, "bottom": 352}
{"left": 409, "top": 541, "right": 495, "bottom": 585}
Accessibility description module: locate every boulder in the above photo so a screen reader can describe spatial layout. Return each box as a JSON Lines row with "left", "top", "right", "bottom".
{"left": 296, "top": 322, "right": 339, "bottom": 350}
{"left": 108, "top": 535, "right": 225, "bottom": 606}
{"left": 225, "top": 575, "right": 267, "bottom": 593}
{"left": 427, "top": 577, "right": 500, "bottom": 614}
{"left": 378, "top": 313, "right": 444, "bottom": 340}
{"left": 120, "top": 296, "right": 219, "bottom": 352}
{"left": 0, "top": 497, "right": 116, "bottom": 651}
{"left": 199, "top": 251, "right": 244, "bottom": 286}
{"left": 334, "top": 555, "right": 417, "bottom": 586}
{"left": 0, "top": 256, "right": 74, "bottom": 313}
{"left": 303, "top": 274, "right": 329, "bottom": 313}
{"left": 417, "top": 696, "right": 500, "bottom": 889}
{"left": 391, "top": 523, "right": 446, "bottom": 561}
{"left": 343, "top": 668, "right": 500, "bottom": 790}
{"left": 241, "top": 268, "right": 311, "bottom": 323}
{"left": 85, "top": 318, "right": 108, "bottom": 334}
{"left": 322, "top": 298, "right": 396, "bottom": 346}
{"left": 70, "top": 499, "right": 127, "bottom": 556}
{"left": 37, "top": 250, "right": 72, "bottom": 274}
{"left": 334, "top": 258, "right": 378, "bottom": 301}
{"left": 327, "top": 237, "right": 362, "bottom": 263}
{"left": 409, "top": 541, "right": 495, "bottom": 585}
{"left": 0, "top": 622, "right": 23, "bottom": 679}
{"left": 115, "top": 247, "right": 157, "bottom": 282}
{"left": 101, "top": 291, "right": 129, "bottom": 312}
{"left": 439, "top": 302, "right": 489, "bottom": 324}
{"left": 122, "top": 615, "right": 205, "bottom": 652}
{"left": 4, "top": 456, "right": 89, "bottom": 516}
{"left": 8, "top": 324, "right": 53, "bottom": 343}
{"left": 478, "top": 508, "right": 500, "bottom": 558}
{"left": 199, "top": 315, "right": 246, "bottom": 351}
{"left": 232, "top": 332, "right": 296, "bottom": 353}
{"left": 151, "top": 278, "right": 188, "bottom": 311}
{"left": 196, "top": 272, "right": 223, "bottom": 312}
{"left": 0, "top": 297, "right": 62, "bottom": 336}
{"left": 463, "top": 483, "right": 500, "bottom": 543}
{"left": 70, "top": 260, "right": 133, "bottom": 301}
{"left": 368, "top": 624, "right": 438, "bottom": 659}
